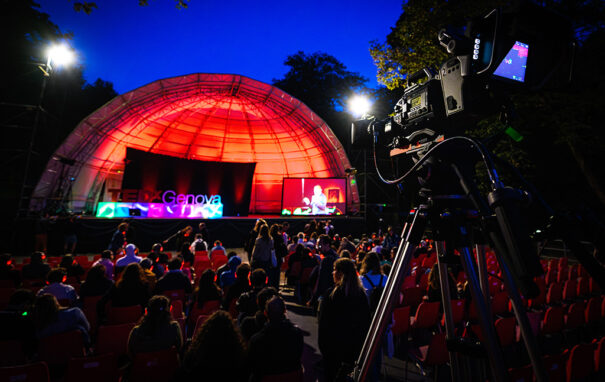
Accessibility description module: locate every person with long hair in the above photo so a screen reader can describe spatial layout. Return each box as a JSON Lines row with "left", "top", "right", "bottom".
{"left": 79, "top": 264, "right": 113, "bottom": 299}
{"left": 268, "top": 224, "right": 286, "bottom": 288}
{"left": 33, "top": 294, "right": 90, "bottom": 345}
{"left": 178, "top": 310, "right": 248, "bottom": 381}
{"left": 359, "top": 252, "right": 387, "bottom": 300}
{"left": 250, "top": 224, "right": 273, "bottom": 275}
{"left": 192, "top": 269, "right": 222, "bottom": 311}
{"left": 127, "top": 295, "right": 182, "bottom": 357}
{"left": 245, "top": 219, "right": 266, "bottom": 257}
{"left": 318, "top": 258, "right": 371, "bottom": 381}
{"left": 98, "top": 263, "right": 150, "bottom": 320}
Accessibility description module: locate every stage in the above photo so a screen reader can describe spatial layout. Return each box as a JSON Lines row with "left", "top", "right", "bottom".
{"left": 12, "top": 215, "right": 367, "bottom": 257}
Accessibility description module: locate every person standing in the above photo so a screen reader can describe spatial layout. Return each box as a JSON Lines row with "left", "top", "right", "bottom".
{"left": 250, "top": 225, "right": 273, "bottom": 276}
{"left": 307, "top": 235, "right": 338, "bottom": 307}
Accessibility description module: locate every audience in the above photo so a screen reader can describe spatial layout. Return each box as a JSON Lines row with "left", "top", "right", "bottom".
{"left": 192, "top": 269, "right": 222, "bottom": 311}
{"left": 154, "top": 257, "right": 193, "bottom": 295}
{"left": 36, "top": 268, "right": 78, "bottom": 306}
{"left": 139, "top": 258, "right": 157, "bottom": 292}
{"left": 148, "top": 243, "right": 169, "bottom": 278}
{"left": 127, "top": 295, "right": 182, "bottom": 357}
{"left": 219, "top": 255, "right": 241, "bottom": 289}
{"left": 236, "top": 268, "right": 267, "bottom": 324}
{"left": 189, "top": 233, "right": 208, "bottom": 253}
{"left": 307, "top": 234, "right": 338, "bottom": 307}
{"left": 223, "top": 263, "right": 251, "bottom": 310}
{"left": 250, "top": 225, "right": 273, "bottom": 275}
{"left": 92, "top": 249, "right": 114, "bottom": 280}
{"left": 100, "top": 263, "right": 150, "bottom": 310}
{"left": 115, "top": 243, "right": 142, "bottom": 274}
{"left": 239, "top": 286, "right": 279, "bottom": 341}
{"left": 0, "top": 253, "right": 20, "bottom": 286}
{"left": 79, "top": 264, "right": 113, "bottom": 299}
{"left": 21, "top": 251, "right": 51, "bottom": 281}
{"left": 33, "top": 293, "right": 90, "bottom": 345}
{"left": 178, "top": 310, "right": 248, "bottom": 382}
{"left": 59, "top": 254, "right": 85, "bottom": 281}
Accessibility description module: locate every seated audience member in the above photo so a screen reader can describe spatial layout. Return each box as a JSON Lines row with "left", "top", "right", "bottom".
{"left": 189, "top": 233, "right": 208, "bottom": 253}
{"left": 338, "top": 236, "right": 356, "bottom": 255}
{"left": 99, "top": 263, "right": 150, "bottom": 314}
{"left": 249, "top": 296, "right": 303, "bottom": 381}
{"left": 0, "top": 253, "right": 21, "bottom": 286}
{"left": 192, "top": 269, "right": 222, "bottom": 311}
{"left": 154, "top": 257, "right": 193, "bottom": 295}
{"left": 79, "top": 264, "right": 113, "bottom": 299}
{"left": 127, "top": 295, "right": 182, "bottom": 357}
{"left": 0, "top": 289, "right": 36, "bottom": 358}
{"left": 148, "top": 243, "right": 169, "bottom": 278}
{"left": 223, "top": 263, "right": 251, "bottom": 310}
{"left": 219, "top": 255, "right": 241, "bottom": 289}
{"left": 33, "top": 294, "right": 90, "bottom": 345}
{"left": 208, "top": 240, "right": 226, "bottom": 260}
{"left": 59, "top": 254, "right": 85, "bottom": 281}
{"left": 178, "top": 243, "right": 195, "bottom": 267}
{"left": 115, "top": 244, "right": 142, "bottom": 275}
{"left": 139, "top": 258, "right": 157, "bottom": 292}
{"left": 236, "top": 268, "right": 267, "bottom": 324}
{"left": 216, "top": 251, "right": 238, "bottom": 283}
{"left": 178, "top": 310, "right": 248, "bottom": 382}
{"left": 92, "top": 250, "right": 114, "bottom": 280}
{"left": 37, "top": 268, "right": 78, "bottom": 306}
{"left": 239, "top": 286, "right": 278, "bottom": 341}
{"left": 22, "top": 251, "right": 51, "bottom": 281}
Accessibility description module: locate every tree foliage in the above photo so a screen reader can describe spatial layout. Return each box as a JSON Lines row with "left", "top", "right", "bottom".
{"left": 71, "top": 0, "right": 190, "bottom": 14}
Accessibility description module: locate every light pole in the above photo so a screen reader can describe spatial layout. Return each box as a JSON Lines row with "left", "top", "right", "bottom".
{"left": 16, "top": 43, "right": 75, "bottom": 218}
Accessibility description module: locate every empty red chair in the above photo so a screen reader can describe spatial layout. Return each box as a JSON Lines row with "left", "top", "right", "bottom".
{"left": 411, "top": 301, "right": 440, "bottom": 329}
{"left": 556, "top": 268, "right": 569, "bottom": 283}
{"left": 565, "top": 301, "right": 585, "bottom": 330}
{"left": 576, "top": 277, "right": 589, "bottom": 297}
{"left": 416, "top": 332, "right": 449, "bottom": 374}
{"left": 194, "top": 250, "right": 208, "bottom": 258}
{"left": 0, "top": 362, "right": 50, "bottom": 382}
{"left": 562, "top": 279, "right": 577, "bottom": 301}
{"left": 400, "top": 286, "right": 423, "bottom": 310}
{"left": 546, "top": 282, "right": 563, "bottom": 305}
{"left": 65, "top": 353, "right": 118, "bottom": 382}
{"left": 107, "top": 304, "right": 142, "bottom": 325}
{"left": 492, "top": 291, "right": 510, "bottom": 316}
{"left": 529, "top": 277, "right": 547, "bottom": 308}
{"left": 392, "top": 306, "right": 411, "bottom": 336}
{"left": 38, "top": 330, "right": 85, "bottom": 366}
{"left": 193, "top": 258, "right": 212, "bottom": 275}
{"left": 163, "top": 289, "right": 186, "bottom": 303}
{"left": 96, "top": 323, "right": 136, "bottom": 358}
{"left": 585, "top": 296, "right": 602, "bottom": 324}
{"left": 418, "top": 272, "right": 429, "bottom": 292}
{"left": 545, "top": 268, "right": 558, "bottom": 285}
{"left": 0, "top": 287, "right": 15, "bottom": 310}
{"left": 595, "top": 336, "right": 605, "bottom": 376}
{"left": 495, "top": 317, "right": 516, "bottom": 346}
{"left": 193, "top": 314, "right": 211, "bottom": 337}
{"left": 442, "top": 299, "right": 465, "bottom": 327}
{"left": 171, "top": 300, "right": 184, "bottom": 319}
{"left": 261, "top": 366, "right": 304, "bottom": 382}
{"left": 82, "top": 295, "right": 103, "bottom": 331}
{"left": 488, "top": 277, "right": 503, "bottom": 296}
{"left": 211, "top": 254, "right": 228, "bottom": 270}
{"left": 568, "top": 264, "right": 578, "bottom": 280}
{"left": 129, "top": 348, "right": 179, "bottom": 382}
{"left": 542, "top": 306, "right": 565, "bottom": 335}
{"left": 566, "top": 343, "right": 595, "bottom": 382}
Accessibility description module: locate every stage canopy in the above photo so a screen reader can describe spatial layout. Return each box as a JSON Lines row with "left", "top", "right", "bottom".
{"left": 31, "top": 73, "right": 359, "bottom": 215}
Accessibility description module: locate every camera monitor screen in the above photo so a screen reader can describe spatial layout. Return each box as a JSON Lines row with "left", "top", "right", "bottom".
{"left": 281, "top": 178, "right": 346, "bottom": 216}
{"left": 493, "top": 41, "right": 529, "bottom": 82}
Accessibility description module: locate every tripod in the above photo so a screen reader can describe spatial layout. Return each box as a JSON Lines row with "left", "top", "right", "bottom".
{"left": 353, "top": 137, "right": 548, "bottom": 382}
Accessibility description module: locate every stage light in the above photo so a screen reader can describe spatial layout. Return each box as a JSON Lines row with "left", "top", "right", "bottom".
{"left": 47, "top": 43, "right": 75, "bottom": 68}
{"left": 348, "top": 95, "right": 371, "bottom": 118}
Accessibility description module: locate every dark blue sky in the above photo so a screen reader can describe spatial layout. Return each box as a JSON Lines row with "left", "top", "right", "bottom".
{"left": 38, "top": 0, "right": 403, "bottom": 95}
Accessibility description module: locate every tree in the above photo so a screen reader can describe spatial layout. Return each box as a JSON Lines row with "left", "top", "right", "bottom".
{"left": 272, "top": 51, "right": 369, "bottom": 147}
{"left": 70, "top": 0, "right": 190, "bottom": 14}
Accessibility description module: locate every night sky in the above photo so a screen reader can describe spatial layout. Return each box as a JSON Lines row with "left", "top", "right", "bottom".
{"left": 38, "top": 0, "right": 403, "bottom": 95}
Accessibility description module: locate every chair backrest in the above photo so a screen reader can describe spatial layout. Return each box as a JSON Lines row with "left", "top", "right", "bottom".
{"left": 495, "top": 317, "right": 516, "bottom": 346}
{"left": 96, "top": 323, "right": 136, "bottom": 358}
{"left": 211, "top": 254, "right": 228, "bottom": 270}
{"left": 400, "top": 286, "right": 423, "bottom": 309}
{"left": 193, "top": 314, "right": 211, "bottom": 337}
{"left": 129, "top": 347, "right": 179, "bottom": 382}
{"left": 261, "top": 366, "right": 304, "bottom": 382}
{"left": 38, "top": 330, "right": 85, "bottom": 366}
{"left": 565, "top": 301, "right": 585, "bottom": 330}
{"left": 289, "top": 262, "right": 302, "bottom": 279}
{"left": 492, "top": 291, "right": 510, "bottom": 316}
{"left": 542, "top": 353, "right": 566, "bottom": 382}
{"left": 162, "top": 289, "right": 186, "bottom": 303}
{"left": 107, "top": 304, "right": 142, "bottom": 325}
{"left": 170, "top": 300, "right": 184, "bottom": 319}
{"left": 585, "top": 296, "right": 602, "bottom": 324}
{"left": 82, "top": 295, "right": 103, "bottom": 331}
{"left": 546, "top": 282, "right": 563, "bottom": 305}
{"left": 542, "top": 306, "right": 565, "bottom": 335}
{"left": 595, "top": 336, "right": 605, "bottom": 373}
{"left": 566, "top": 343, "right": 595, "bottom": 382}
{"left": 576, "top": 277, "right": 589, "bottom": 297}
{"left": 65, "top": 353, "right": 118, "bottom": 382}
{"left": 423, "top": 332, "right": 449, "bottom": 366}
{"left": 392, "top": 306, "right": 411, "bottom": 336}
{"left": 199, "top": 299, "right": 221, "bottom": 315}
{"left": 562, "top": 279, "right": 577, "bottom": 301}
{"left": 0, "top": 362, "right": 50, "bottom": 382}
{"left": 413, "top": 301, "right": 440, "bottom": 329}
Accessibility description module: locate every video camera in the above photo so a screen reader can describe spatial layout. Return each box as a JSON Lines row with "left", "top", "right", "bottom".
{"left": 351, "top": 1, "right": 573, "bottom": 156}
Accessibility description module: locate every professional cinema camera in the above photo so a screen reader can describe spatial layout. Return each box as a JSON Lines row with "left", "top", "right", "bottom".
{"left": 351, "top": 1, "right": 573, "bottom": 156}
{"left": 349, "top": 3, "right": 605, "bottom": 382}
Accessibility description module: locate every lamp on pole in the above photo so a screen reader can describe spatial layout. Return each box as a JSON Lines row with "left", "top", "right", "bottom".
{"left": 16, "top": 43, "right": 75, "bottom": 218}
{"left": 347, "top": 95, "right": 372, "bottom": 221}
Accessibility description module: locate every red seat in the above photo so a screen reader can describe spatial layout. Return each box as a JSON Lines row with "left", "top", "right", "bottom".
{"left": 585, "top": 296, "right": 602, "bottom": 324}
{"left": 441, "top": 299, "right": 464, "bottom": 327}
{"left": 170, "top": 300, "right": 184, "bottom": 319}
{"left": 82, "top": 295, "right": 103, "bottom": 331}
{"left": 65, "top": 353, "right": 118, "bottom": 382}
{"left": 162, "top": 289, "right": 186, "bottom": 303}
{"left": 488, "top": 277, "right": 503, "bottom": 296}
{"left": 400, "top": 286, "right": 423, "bottom": 310}
{"left": 545, "top": 268, "right": 558, "bottom": 285}
{"left": 193, "top": 314, "right": 211, "bottom": 337}
{"left": 566, "top": 343, "right": 595, "bottom": 382}
{"left": 96, "top": 323, "right": 136, "bottom": 358}
{"left": 589, "top": 278, "right": 601, "bottom": 295}
{"left": 565, "top": 301, "right": 585, "bottom": 330}
{"left": 261, "top": 366, "right": 304, "bottom": 382}
{"left": 391, "top": 306, "right": 411, "bottom": 336}
{"left": 0, "top": 362, "right": 50, "bottom": 382}
{"left": 38, "top": 330, "right": 85, "bottom": 366}
{"left": 411, "top": 301, "right": 440, "bottom": 329}
{"left": 300, "top": 267, "right": 314, "bottom": 284}
{"left": 211, "top": 254, "right": 228, "bottom": 270}
{"left": 542, "top": 306, "right": 565, "bottom": 335}
{"left": 495, "top": 317, "right": 516, "bottom": 346}
{"left": 562, "top": 279, "right": 577, "bottom": 301}
{"left": 546, "top": 282, "right": 563, "bottom": 305}
{"left": 0, "top": 287, "right": 15, "bottom": 310}
{"left": 568, "top": 264, "right": 578, "bottom": 280}
{"left": 228, "top": 298, "right": 238, "bottom": 319}
{"left": 595, "top": 336, "right": 605, "bottom": 375}
{"left": 107, "top": 304, "right": 142, "bottom": 325}
{"left": 418, "top": 272, "right": 429, "bottom": 292}
{"left": 492, "top": 291, "right": 510, "bottom": 316}
{"left": 417, "top": 332, "right": 448, "bottom": 367}
{"left": 129, "top": 347, "right": 179, "bottom": 382}
{"left": 576, "top": 277, "right": 589, "bottom": 297}
{"left": 529, "top": 277, "right": 547, "bottom": 308}
{"left": 0, "top": 279, "right": 15, "bottom": 288}
{"left": 193, "top": 258, "right": 212, "bottom": 276}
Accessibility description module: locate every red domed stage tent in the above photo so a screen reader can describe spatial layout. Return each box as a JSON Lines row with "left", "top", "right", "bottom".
{"left": 30, "top": 73, "right": 359, "bottom": 217}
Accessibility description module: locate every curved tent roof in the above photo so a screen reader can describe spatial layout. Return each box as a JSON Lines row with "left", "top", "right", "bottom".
{"left": 31, "top": 73, "right": 359, "bottom": 215}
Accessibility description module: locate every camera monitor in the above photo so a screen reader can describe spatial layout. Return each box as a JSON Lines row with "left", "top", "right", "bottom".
{"left": 493, "top": 41, "right": 529, "bottom": 83}
{"left": 281, "top": 178, "right": 346, "bottom": 216}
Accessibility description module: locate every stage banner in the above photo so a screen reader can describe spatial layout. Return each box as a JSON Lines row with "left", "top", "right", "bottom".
{"left": 97, "top": 148, "right": 255, "bottom": 218}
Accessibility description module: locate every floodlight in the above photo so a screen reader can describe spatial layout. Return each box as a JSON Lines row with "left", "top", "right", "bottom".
{"left": 47, "top": 44, "right": 75, "bottom": 68}
{"left": 348, "top": 95, "right": 371, "bottom": 118}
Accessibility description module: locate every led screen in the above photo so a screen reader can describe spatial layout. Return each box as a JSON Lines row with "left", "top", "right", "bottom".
{"left": 493, "top": 41, "right": 529, "bottom": 82}
{"left": 281, "top": 178, "right": 346, "bottom": 216}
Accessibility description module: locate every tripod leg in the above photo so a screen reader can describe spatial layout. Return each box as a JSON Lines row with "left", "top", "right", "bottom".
{"left": 354, "top": 207, "right": 427, "bottom": 382}
{"left": 435, "top": 241, "right": 461, "bottom": 382}
{"left": 458, "top": 246, "right": 508, "bottom": 382}
{"left": 475, "top": 244, "right": 493, "bottom": 318}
